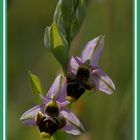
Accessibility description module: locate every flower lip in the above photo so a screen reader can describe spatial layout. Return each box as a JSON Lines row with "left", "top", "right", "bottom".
{"left": 66, "top": 62, "right": 94, "bottom": 101}
{"left": 36, "top": 112, "right": 67, "bottom": 138}
{"left": 66, "top": 79, "right": 86, "bottom": 101}
{"left": 76, "top": 63, "right": 90, "bottom": 81}
{"left": 35, "top": 112, "right": 58, "bottom": 136}
{"left": 38, "top": 116, "right": 58, "bottom": 136}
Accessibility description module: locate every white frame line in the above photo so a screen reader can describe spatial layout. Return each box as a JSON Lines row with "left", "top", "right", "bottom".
{"left": 3, "top": 0, "right": 6, "bottom": 140}
{"left": 134, "top": 0, "right": 137, "bottom": 140}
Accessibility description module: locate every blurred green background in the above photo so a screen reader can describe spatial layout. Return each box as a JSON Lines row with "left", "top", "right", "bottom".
{"left": 8, "top": 0, "right": 132, "bottom": 140}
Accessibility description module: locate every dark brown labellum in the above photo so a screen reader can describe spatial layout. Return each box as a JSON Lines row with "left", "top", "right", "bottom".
{"left": 67, "top": 79, "right": 86, "bottom": 100}
{"left": 37, "top": 115, "right": 66, "bottom": 137}
{"left": 76, "top": 66, "right": 89, "bottom": 81}
{"left": 38, "top": 117, "right": 58, "bottom": 136}
{"left": 66, "top": 64, "right": 90, "bottom": 101}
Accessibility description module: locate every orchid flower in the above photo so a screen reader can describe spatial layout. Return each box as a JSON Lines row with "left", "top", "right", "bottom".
{"left": 66, "top": 36, "right": 115, "bottom": 101}
{"left": 20, "top": 75, "right": 84, "bottom": 138}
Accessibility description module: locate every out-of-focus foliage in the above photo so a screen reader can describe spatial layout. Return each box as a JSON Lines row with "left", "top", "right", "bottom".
{"left": 8, "top": 0, "right": 132, "bottom": 140}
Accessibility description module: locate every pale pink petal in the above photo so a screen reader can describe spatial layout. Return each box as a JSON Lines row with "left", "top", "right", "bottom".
{"left": 68, "top": 56, "right": 82, "bottom": 75}
{"left": 20, "top": 105, "right": 44, "bottom": 126}
{"left": 81, "top": 36, "right": 104, "bottom": 65}
{"left": 46, "top": 74, "right": 67, "bottom": 103}
{"left": 60, "top": 109, "right": 85, "bottom": 135}
{"left": 90, "top": 68, "right": 115, "bottom": 94}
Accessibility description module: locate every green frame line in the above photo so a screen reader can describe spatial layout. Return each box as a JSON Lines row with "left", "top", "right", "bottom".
{"left": 133, "top": 0, "right": 136, "bottom": 140}
{"left": 0, "top": 0, "right": 3, "bottom": 140}
{"left": 0, "top": 0, "right": 3, "bottom": 139}
{"left": 137, "top": 0, "right": 139, "bottom": 139}
{"left": 132, "top": 0, "right": 134, "bottom": 139}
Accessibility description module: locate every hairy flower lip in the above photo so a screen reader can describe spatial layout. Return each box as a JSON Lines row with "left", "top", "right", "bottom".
{"left": 35, "top": 112, "right": 66, "bottom": 137}
{"left": 37, "top": 115, "right": 59, "bottom": 136}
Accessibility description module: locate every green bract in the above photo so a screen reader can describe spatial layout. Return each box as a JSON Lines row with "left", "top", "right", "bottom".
{"left": 54, "top": 0, "right": 85, "bottom": 43}
{"left": 29, "top": 71, "right": 45, "bottom": 104}
{"left": 69, "top": 0, "right": 86, "bottom": 40}
{"left": 44, "top": 23, "right": 69, "bottom": 73}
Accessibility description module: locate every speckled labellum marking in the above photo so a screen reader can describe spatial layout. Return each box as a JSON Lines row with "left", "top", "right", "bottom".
{"left": 36, "top": 112, "right": 66, "bottom": 138}
{"left": 67, "top": 80, "right": 86, "bottom": 100}
{"left": 39, "top": 117, "right": 58, "bottom": 137}
{"left": 66, "top": 63, "right": 92, "bottom": 101}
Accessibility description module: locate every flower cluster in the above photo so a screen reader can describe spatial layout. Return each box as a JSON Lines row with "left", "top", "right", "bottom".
{"left": 20, "top": 0, "right": 115, "bottom": 139}
{"left": 20, "top": 36, "right": 115, "bottom": 138}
